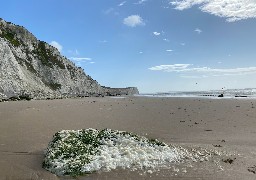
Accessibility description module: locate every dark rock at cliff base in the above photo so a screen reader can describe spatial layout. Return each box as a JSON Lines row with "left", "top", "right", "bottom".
{"left": 102, "top": 86, "right": 139, "bottom": 96}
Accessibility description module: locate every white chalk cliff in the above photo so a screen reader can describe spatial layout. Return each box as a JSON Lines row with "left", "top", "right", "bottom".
{"left": 0, "top": 18, "right": 138, "bottom": 100}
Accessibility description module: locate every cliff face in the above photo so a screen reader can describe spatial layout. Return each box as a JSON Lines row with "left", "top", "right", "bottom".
{"left": 0, "top": 19, "right": 137, "bottom": 100}
{"left": 0, "top": 19, "right": 105, "bottom": 99}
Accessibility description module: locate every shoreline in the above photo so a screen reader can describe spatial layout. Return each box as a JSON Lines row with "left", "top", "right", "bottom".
{"left": 1, "top": 91, "right": 256, "bottom": 104}
{"left": 0, "top": 96, "right": 256, "bottom": 179}
{"left": 136, "top": 94, "right": 256, "bottom": 100}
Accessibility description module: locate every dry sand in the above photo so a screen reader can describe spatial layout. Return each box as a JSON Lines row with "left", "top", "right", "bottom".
{"left": 0, "top": 96, "right": 256, "bottom": 179}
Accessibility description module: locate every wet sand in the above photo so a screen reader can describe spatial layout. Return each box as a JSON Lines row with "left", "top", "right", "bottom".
{"left": 0, "top": 96, "right": 256, "bottom": 179}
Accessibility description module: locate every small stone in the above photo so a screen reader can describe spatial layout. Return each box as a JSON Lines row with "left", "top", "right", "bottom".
{"left": 147, "top": 170, "right": 153, "bottom": 174}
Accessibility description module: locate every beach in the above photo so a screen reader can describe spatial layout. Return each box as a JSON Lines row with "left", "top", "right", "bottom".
{"left": 0, "top": 96, "right": 256, "bottom": 179}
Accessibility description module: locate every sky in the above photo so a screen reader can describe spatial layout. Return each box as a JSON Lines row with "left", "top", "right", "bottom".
{"left": 1, "top": 0, "right": 256, "bottom": 93}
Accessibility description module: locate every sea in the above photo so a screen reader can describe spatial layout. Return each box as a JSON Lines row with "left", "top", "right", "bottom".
{"left": 139, "top": 88, "right": 256, "bottom": 99}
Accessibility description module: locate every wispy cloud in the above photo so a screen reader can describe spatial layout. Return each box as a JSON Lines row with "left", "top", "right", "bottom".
{"left": 69, "top": 57, "right": 92, "bottom": 61}
{"left": 103, "top": 8, "right": 114, "bottom": 15}
{"left": 180, "top": 75, "right": 208, "bottom": 79}
{"left": 50, "top": 41, "right": 63, "bottom": 52}
{"left": 194, "top": 28, "right": 202, "bottom": 34}
{"left": 170, "top": 0, "right": 256, "bottom": 22}
{"left": 67, "top": 49, "right": 79, "bottom": 56}
{"left": 99, "top": 40, "right": 108, "bottom": 43}
{"left": 153, "top": 31, "right": 161, "bottom": 36}
{"left": 163, "top": 38, "right": 170, "bottom": 42}
{"left": 118, "top": 1, "right": 126, "bottom": 6}
{"left": 134, "top": 0, "right": 147, "bottom": 5}
{"left": 69, "top": 57, "right": 93, "bottom": 67}
{"left": 166, "top": 49, "right": 173, "bottom": 52}
{"left": 149, "top": 64, "right": 191, "bottom": 71}
{"left": 103, "top": 8, "right": 119, "bottom": 15}
{"left": 123, "top": 15, "right": 145, "bottom": 27}
{"left": 149, "top": 64, "right": 256, "bottom": 77}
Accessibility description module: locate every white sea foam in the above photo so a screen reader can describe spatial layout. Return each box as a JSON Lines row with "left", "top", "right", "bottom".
{"left": 81, "top": 133, "right": 181, "bottom": 172}
{"left": 110, "top": 96, "right": 126, "bottom": 99}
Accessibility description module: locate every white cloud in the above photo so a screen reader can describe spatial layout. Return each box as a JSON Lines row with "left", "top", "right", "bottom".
{"left": 99, "top": 40, "right": 108, "bottom": 43}
{"left": 69, "top": 57, "right": 94, "bottom": 67}
{"left": 69, "top": 57, "right": 92, "bottom": 61}
{"left": 104, "top": 8, "right": 114, "bottom": 14}
{"left": 195, "top": 28, "right": 202, "bottom": 34}
{"left": 139, "top": 51, "right": 143, "bottom": 54}
{"left": 103, "top": 8, "right": 119, "bottom": 15}
{"left": 134, "top": 0, "right": 147, "bottom": 5}
{"left": 153, "top": 31, "right": 161, "bottom": 36}
{"left": 118, "top": 1, "right": 126, "bottom": 6}
{"left": 50, "top": 41, "right": 63, "bottom": 52}
{"left": 170, "top": 0, "right": 256, "bottom": 22}
{"left": 180, "top": 75, "right": 208, "bottom": 79}
{"left": 74, "top": 49, "right": 79, "bottom": 55}
{"left": 68, "top": 49, "right": 80, "bottom": 56}
{"left": 166, "top": 49, "right": 173, "bottom": 52}
{"left": 149, "top": 64, "right": 191, "bottom": 71}
{"left": 149, "top": 64, "right": 256, "bottom": 77}
{"left": 123, "top": 15, "right": 145, "bottom": 27}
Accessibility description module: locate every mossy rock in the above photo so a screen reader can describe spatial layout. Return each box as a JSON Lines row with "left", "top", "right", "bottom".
{"left": 33, "top": 41, "right": 65, "bottom": 69}
{"left": 42, "top": 129, "right": 173, "bottom": 177}
{"left": 0, "top": 31, "right": 21, "bottom": 47}
{"left": 47, "top": 82, "right": 62, "bottom": 91}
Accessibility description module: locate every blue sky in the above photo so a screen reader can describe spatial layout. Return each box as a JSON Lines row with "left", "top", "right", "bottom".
{"left": 1, "top": 0, "right": 256, "bottom": 93}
